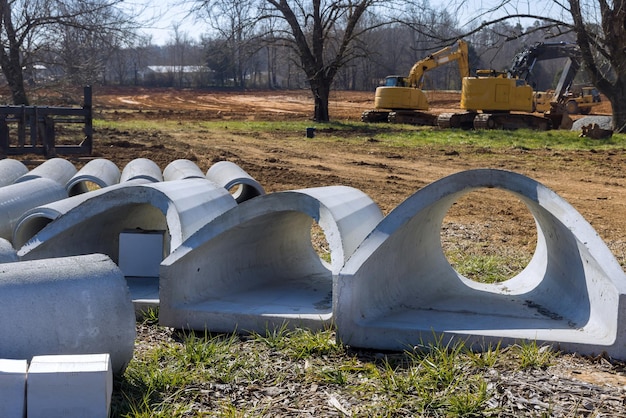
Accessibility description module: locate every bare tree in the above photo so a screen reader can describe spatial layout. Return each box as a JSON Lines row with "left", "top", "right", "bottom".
{"left": 0, "top": 0, "right": 137, "bottom": 105}
{"left": 451, "top": 0, "right": 626, "bottom": 132}
{"left": 192, "top": 0, "right": 403, "bottom": 121}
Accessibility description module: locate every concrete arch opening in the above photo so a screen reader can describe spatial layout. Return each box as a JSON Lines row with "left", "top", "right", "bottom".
{"left": 441, "top": 187, "right": 537, "bottom": 284}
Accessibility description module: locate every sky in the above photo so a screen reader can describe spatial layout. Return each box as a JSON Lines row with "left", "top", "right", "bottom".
{"left": 130, "top": 0, "right": 569, "bottom": 46}
{"left": 128, "top": 0, "right": 200, "bottom": 45}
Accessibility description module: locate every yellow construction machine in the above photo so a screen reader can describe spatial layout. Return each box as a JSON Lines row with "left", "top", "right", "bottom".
{"left": 361, "top": 40, "right": 469, "bottom": 124}
{"left": 437, "top": 70, "right": 552, "bottom": 130}
{"left": 438, "top": 42, "right": 588, "bottom": 130}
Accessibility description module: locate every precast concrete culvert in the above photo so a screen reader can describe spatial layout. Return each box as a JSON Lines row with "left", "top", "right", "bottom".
{"left": 66, "top": 158, "right": 121, "bottom": 196}
{"left": 335, "top": 168, "right": 626, "bottom": 360}
{"left": 0, "top": 254, "right": 135, "bottom": 374}
{"left": 0, "top": 178, "right": 68, "bottom": 243}
{"left": 206, "top": 160, "right": 265, "bottom": 203}
{"left": 163, "top": 159, "right": 206, "bottom": 181}
{"left": 0, "top": 159, "right": 28, "bottom": 187}
{"left": 15, "top": 178, "right": 237, "bottom": 306}
{"left": 159, "top": 185, "right": 383, "bottom": 334}
{"left": 120, "top": 157, "right": 163, "bottom": 183}
{"left": 13, "top": 157, "right": 77, "bottom": 185}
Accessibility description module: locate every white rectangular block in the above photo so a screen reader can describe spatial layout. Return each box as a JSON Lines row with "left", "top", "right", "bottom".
{"left": 118, "top": 230, "right": 164, "bottom": 277}
{"left": 0, "top": 359, "right": 27, "bottom": 418}
{"left": 27, "top": 353, "right": 113, "bottom": 418}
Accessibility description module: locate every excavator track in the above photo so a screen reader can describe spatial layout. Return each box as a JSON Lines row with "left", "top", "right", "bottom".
{"left": 473, "top": 113, "right": 552, "bottom": 130}
{"left": 436, "top": 112, "right": 477, "bottom": 129}
{"left": 388, "top": 111, "right": 438, "bottom": 126}
{"left": 361, "top": 110, "right": 390, "bottom": 123}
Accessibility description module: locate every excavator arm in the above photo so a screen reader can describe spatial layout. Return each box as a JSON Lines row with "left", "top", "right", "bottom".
{"left": 406, "top": 40, "right": 470, "bottom": 88}
{"left": 509, "top": 42, "right": 582, "bottom": 101}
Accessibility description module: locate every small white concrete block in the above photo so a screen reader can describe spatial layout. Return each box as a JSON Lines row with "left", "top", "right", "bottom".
{"left": 27, "top": 354, "right": 112, "bottom": 418}
{"left": 118, "top": 230, "right": 164, "bottom": 277}
{"left": 0, "top": 359, "right": 27, "bottom": 418}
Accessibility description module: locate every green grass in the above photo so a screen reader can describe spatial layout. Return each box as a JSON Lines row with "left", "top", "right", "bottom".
{"left": 95, "top": 117, "right": 626, "bottom": 151}
{"left": 112, "top": 325, "right": 562, "bottom": 417}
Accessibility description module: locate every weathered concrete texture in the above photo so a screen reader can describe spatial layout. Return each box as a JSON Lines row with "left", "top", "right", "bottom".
{"left": 160, "top": 186, "right": 383, "bottom": 333}
{"left": 27, "top": 354, "right": 112, "bottom": 418}
{"left": 206, "top": 160, "right": 266, "bottom": 203}
{"left": 0, "top": 359, "right": 27, "bottom": 418}
{"left": 0, "top": 159, "right": 28, "bottom": 187}
{"left": 0, "top": 178, "right": 68, "bottom": 243}
{"left": 163, "top": 159, "right": 206, "bottom": 181}
{"left": 16, "top": 179, "right": 236, "bottom": 261}
{"left": 66, "top": 158, "right": 121, "bottom": 196}
{"left": 120, "top": 157, "right": 163, "bottom": 183}
{"left": 0, "top": 238, "right": 18, "bottom": 263}
{"left": 13, "top": 157, "right": 76, "bottom": 185}
{"left": 12, "top": 181, "right": 146, "bottom": 249}
{"left": 571, "top": 115, "right": 613, "bottom": 131}
{"left": 335, "top": 169, "right": 626, "bottom": 359}
{"left": 0, "top": 254, "right": 135, "bottom": 374}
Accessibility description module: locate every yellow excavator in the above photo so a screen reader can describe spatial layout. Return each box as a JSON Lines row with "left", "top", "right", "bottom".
{"left": 361, "top": 40, "right": 470, "bottom": 125}
{"left": 438, "top": 42, "right": 587, "bottom": 130}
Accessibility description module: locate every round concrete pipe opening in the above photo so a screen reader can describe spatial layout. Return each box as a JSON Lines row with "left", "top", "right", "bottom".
{"left": 440, "top": 187, "right": 537, "bottom": 284}
{"left": 227, "top": 182, "right": 263, "bottom": 202}
{"left": 67, "top": 180, "right": 101, "bottom": 196}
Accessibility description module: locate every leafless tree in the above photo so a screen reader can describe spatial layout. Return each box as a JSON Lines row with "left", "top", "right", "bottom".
{"left": 192, "top": 0, "right": 411, "bottom": 121}
{"left": 0, "top": 0, "right": 137, "bottom": 105}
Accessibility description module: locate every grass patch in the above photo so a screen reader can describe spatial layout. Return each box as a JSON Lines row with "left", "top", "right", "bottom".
{"left": 95, "top": 117, "right": 626, "bottom": 152}
{"left": 114, "top": 322, "right": 564, "bottom": 416}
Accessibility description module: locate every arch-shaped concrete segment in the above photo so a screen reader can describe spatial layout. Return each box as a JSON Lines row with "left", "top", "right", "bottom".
{"left": 335, "top": 169, "right": 626, "bottom": 359}
{"left": 163, "top": 159, "right": 205, "bottom": 181}
{"left": 120, "top": 158, "right": 163, "bottom": 183}
{"left": 16, "top": 179, "right": 237, "bottom": 261}
{"left": 13, "top": 158, "right": 76, "bottom": 185}
{"left": 66, "top": 158, "right": 121, "bottom": 196}
{"left": 159, "top": 185, "right": 383, "bottom": 333}
{"left": 206, "top": 161, "right": 265, "bottom": 203}
{"left": 0, "top": 159, "right": 28, "bottom": 187}
{"left": 0, "top": 254, "right": 135, "bottom": 374}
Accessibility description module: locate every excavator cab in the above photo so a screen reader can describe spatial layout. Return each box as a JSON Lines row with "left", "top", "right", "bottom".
{"left": 384, "top": 76, "right": 408, "bottom": 87}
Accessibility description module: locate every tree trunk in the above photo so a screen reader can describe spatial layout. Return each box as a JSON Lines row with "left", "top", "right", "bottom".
{"left": 312, "top": 82, "right": 330, "bottom": 122}
{"left": 1, "top": 58, "right": 29, "bottom": 105}
{"left": 610, "top": 79, "right": 626, "bottom": 133}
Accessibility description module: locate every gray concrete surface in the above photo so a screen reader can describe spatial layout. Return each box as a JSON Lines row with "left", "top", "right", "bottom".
{"left": 206, "top": 160, "right": 265, "bottom": 203}
{"left": 0, "top": 238, "right": 17, "bottom": 263}
{"left": 13, "top": 158, "right": 76, "bottom": 185}
{"left": 66, "top": 158, "right": 120, "bottom": 196}
{"left": 159, "top": 186, "right": 383, "bottom": 333}
{"left": 0, "top": 254, "right": 135, "bottom": 374}
{"left": 119, "top": 158, "right": 163, "bottom": 183}
{"left": 571, "top": 115, "right": 613, "bottom": 131}
{"left": 163, "top": 159, "right": 205, "bottom": 181}
{"left": 0, "top": 178, "right": 67, "bottom": 243}
{"left": 335, "top": 169, "right": 626, "bottom": 359}
{"left": 0, "top": 159, "right": 28, "bottom": 187}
